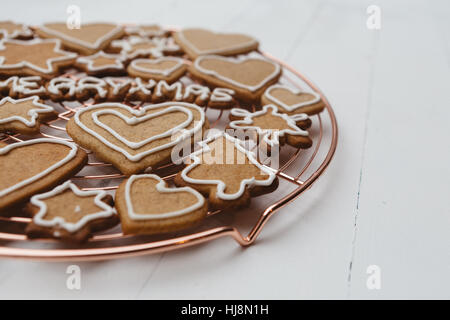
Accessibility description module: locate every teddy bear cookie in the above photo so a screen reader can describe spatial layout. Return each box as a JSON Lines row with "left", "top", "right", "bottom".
{"left": 0, "top": 39, "right": 77, "bottom": 79}
{"left": 174, "top": 132, "right": 278, "bottom": 210}
{"left": 173, "top": 28, "right": 258, "bottom": 59}
{"left": 115, "top": 174, "right": 207, "bottom": 235}
{"left": 36, "top": 22, "right": 124, "bottom": 55}
{"left": 189, "top": 55, "right": 281, "bottom": 102}
{"left": 25, "top": 181, "right": 118, "bottom": 243}
{"left": 261, "top": 84, "right": 325, "bottom": 115}
{"left": 0, "top": 138, "right": 88, "bottom": 212}
{"left": 228, "top": 105, "right": 312, "bottom": 150}
{"left": 127, "top": 57, "right": 187, "bottom": 83}
{"left": 0, "top": 96, "right": 57, "bottom": 135}
{"left": 66, "top": 102, "right": 208, "bottom": 175}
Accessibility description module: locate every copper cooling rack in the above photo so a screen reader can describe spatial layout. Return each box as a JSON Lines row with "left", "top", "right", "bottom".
{"left": 0, "top": 48, "right": 338, "bottom": 261}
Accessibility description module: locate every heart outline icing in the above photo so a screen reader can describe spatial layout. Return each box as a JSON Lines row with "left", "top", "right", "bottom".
{"left": 263, "top": 84, "right": 321, "bottom": 112}
{"left": 73, "top": 102, "right": 205, "bottom": 162}
{"left": 0, "top": 138, "right": 78, "bottom": 198}
{"left": 194, "top": 55, "right": 281, "bottom": 93}
{"left": 125, "top": 174, "right": 205, "bottom": 220}
{"left": 177, "top": 29, "right": 258, "bottom": 56}
{"left": 130, "top": 57, "right": 185, "bottom": 77}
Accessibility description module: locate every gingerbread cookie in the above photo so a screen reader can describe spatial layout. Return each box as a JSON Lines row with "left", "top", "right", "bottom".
{"left": 66, "top": 102, "right": 208, "bottom": 175}
{"left": 36, "top": 22, "right": 124, "bottom": 55}
{"left": 125, "top": 25, "right": 168, "bottom": 38}
{"left": 75, "top": 51, "right": 126, "bottom": 76}
{"left": 115, "top": 174, "right": 207, "bottom": 235}
{"left": 174, "top": 132, "right": 278, "bottom": 210}
{"left": 25, "top": 181, "right": 118, "bottom": 243}
{"left": 228, "top": 105, "right": 312, "bottom": 150}
{"left": 0, "top": 39, "right": 77, "bottom": 79}
{"left": 174, "top": 28, "right": 258, "bottom": 59}
{"left": 0, "top": 96, "right": 57, "bottom": 135}
{"left": 189, "top": 55, "right": 281, "bottom": 102}
{"left": 0, "top": 138, "right": 88, "bottom": 211}
{"left": 0, "top": 21, "right": 33, "bottom": 39}
{"left": 127, "top": 57, "right": 187, "bottom": 83}
{"left": 261, "top": 84, "right": 325, "bottom": 115}
{"left": 0, "top": 76, "right": 46, "bottom": 99}
{"left": 110, "top": 36, "right": 162, "bottom": 60}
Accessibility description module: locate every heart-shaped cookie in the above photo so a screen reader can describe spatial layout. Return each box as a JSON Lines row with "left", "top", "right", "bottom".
{"left": 127, "top": 57, "right": 187, "bottom": 83}
{"left": 261, "top": 84, "right": 325, "bottom": 115}
{"left": 0, "top": 138, "right": 87, "bottom": 211}
{"left": 116, "top": 174, "right": 207, "bottom": 235}
{"left": 66, "top": 102, "right": 208, "bottom": 175}
{"left": 174, "top": 28, "right": 258, "bottom": 58}
{"left": 36, "top": 23, "right": 124, "bottom": 55}
{"left": 189, "top": 55, "right": 281, "bottom": 102}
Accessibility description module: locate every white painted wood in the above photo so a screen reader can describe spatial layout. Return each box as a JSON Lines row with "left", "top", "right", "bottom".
{"left": 0, "top": 0, "right": 448, "bottom": 299}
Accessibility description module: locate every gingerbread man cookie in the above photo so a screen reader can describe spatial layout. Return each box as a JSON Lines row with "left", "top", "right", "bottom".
{"left": 0, "top": 39, "right": 77, "bottom": 79}
{"left": 0, "top": 96, "right": 57, "bottom": 135}
{"left": 66, "top": 102, "right": 208, "bottom": 175}
{"left": 0, "top": 138, "right": 88, "bottom": 211}
{"left": 174, "top": 28, "right": 258, "bottom": 59}
{"left": 189, "top": 55, "right": 281, "bottom": 102}
{"left": 174, "top": 132, "right": 278, "bottom": 210}
{"left": 36, "top": 22, "right": 124, "bottom": 55}
{"left": 115, "top": 174, "right": 207, "bottom": 235}
{"left": 261, "top": 84, "right": 325, "bottom": 115}
{"left": 228, "top": 105, "right": 312, "bottom": 150}
{"left": 25, "top": 181, "right": 118, "bottom": 243}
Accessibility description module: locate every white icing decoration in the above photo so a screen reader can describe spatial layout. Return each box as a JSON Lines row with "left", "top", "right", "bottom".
{"left": 39, "top": 23, "right": 123, "bottom": 50}
{"left": 128, "top": 77, "right": 156, "bottom": 95}
{"left": 263, "top": 84, "right": 321, "bottom": 112}
{"left": 180, "top": 132, "right": 276, "bottom": 201}
{"left": 14, "top": 76, "right": 45, "bottom": 95}
{"left": 155, "top": 80, "right": 183, "bottom": 100}
{"left": 229, "top": 104, "right": 309, "bottom": 148}
{"left": 76, "top": 76, "right": 107, "bottom": 98}
{"left": 0, "top": 96, "right": 54, "bottom": 127}
{"left": 74, "top": 205, "right": 81, "bottom": 213}
{"left": 210, "top": 87, "right": 235, "bottom": 102}
{"left": 105, "top": 77, "right": 132, "bottom": 95}
{"left": 0, "top": 22, "right": 33, "bottom": 39}
{"left": 0, "top": 39, "right": 77, "bottom": 74}
{"left": 73, "top": 102, "right": 205, "bottom": 162}
{"left": 31, "top": 181, "right": 115, "bottom": 233}
{"left": 76, "top": 51, "right": 124, "bottom": 71}
{"left": 0, "top": 138, "right": 78, "bottom": 198}
{"left": 130, "top": 57, "right": 185, "bottom": 77}
{"left": 183, "top": 84, "right": 210, "bottom": 101}
{"left": 91, "top": 106, "right": 193, "bottom": 149}
{"left": 125, "top": 25, "right": 166, "bottom": 38}
{"left": 48, "top": 77, "right": 76, "bottom": 96}
{"left": 177, "top": 28, "right": 258, "bottom": 55}
{"left": 125, "top": 174, "right": 204, "bottom": 220}
{"left": 111, "top": 36, "right": 164, "bottom": 59}
{"left": 194, "top": 55, "right": 280, "bottom": 93}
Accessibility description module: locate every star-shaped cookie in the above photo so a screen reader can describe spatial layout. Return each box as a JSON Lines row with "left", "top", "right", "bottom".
{"left": 0, "top": 39, "right": 77, "bottom": 79}
{"left": 76, "top": 51, "right": 126, "bottom": 76}
{"left": 0, "top": 96, "right": 57, "bottom": 134}
{"left": 25, "top": 181, "right": 119, "bottom": 243}
{"left": 0, "top": 21, "right": 33, "bottom": 39}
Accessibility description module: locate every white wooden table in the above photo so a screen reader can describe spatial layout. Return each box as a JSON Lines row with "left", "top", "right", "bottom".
{"left": 0, "top": 0, "right": 448, "bottom": 299}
